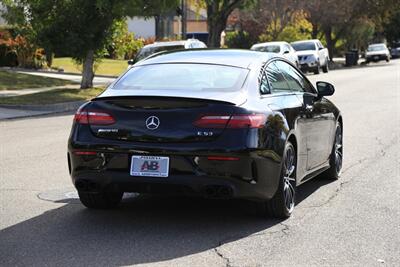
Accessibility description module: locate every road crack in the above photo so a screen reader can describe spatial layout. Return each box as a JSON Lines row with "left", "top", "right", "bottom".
{"left": 212, "top": 223, "right": 290, "bottom": 266}
{"left": 213, "top": 246, "right": 232, "bottom": 267}
{"left": 304, "top": 180, "right": 350, "bottom": 208}
{"left": 304, "top": 135, "right": 398, "bottom": 209}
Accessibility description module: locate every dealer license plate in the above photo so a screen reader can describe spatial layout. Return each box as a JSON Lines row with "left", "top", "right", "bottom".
{"left": 130, "top": 156, "right": 169, "bottom": 177}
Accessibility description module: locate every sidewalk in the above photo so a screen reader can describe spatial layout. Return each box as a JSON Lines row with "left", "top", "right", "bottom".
{"left": 0, "top": 101, "right": 84, "bottom": 120}
{"left": 15, "top": 70, "right": 116, "bottom": 86}
{"left": 0, "top": 84, "right": 80, "bottom": 97}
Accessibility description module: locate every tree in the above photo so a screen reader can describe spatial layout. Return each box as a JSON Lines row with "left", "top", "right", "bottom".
{"left": 302, "top": 0, "right": 356, "bottom": 59}
{"left": 384, "top": 8, "right": 400, "bottom": 43}
{"left": 2, "top": 0, "right": 178, "bottom": 89}
{"left": 239, "top": 0, "right": 299, "bottom": 43}
{"left": 203, "top": 0, "right": 254, "bottom": 47}
{"left": 301, "top": 0, "right": 396, "bottom": 58}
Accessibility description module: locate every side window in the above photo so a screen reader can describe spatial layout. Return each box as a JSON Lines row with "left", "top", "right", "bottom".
{"left": 275, "top": 60, "right": 314, "bottom": 93}
{"left": 266, "top": 62, "right": 291, "bottom": 93}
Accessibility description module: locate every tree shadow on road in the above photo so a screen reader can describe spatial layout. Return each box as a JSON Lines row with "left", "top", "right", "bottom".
{"left": 0, "top": 178, "right": 334, "bottom": 266}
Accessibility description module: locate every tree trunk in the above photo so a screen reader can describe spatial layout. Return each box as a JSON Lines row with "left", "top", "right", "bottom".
{"left": 207, "top": 17, "right": 226, "bottom": 48}
{"left": 45, "top": 50, "right": 53, "bottom": 67}
{"left": 323, "top": 26, "right": 334, "bottom": 61}
{"left": 311, "top": 23, "right": 319, "bottom": 39}
{"left": 206, "top": 2, "right": 228, "bottom": 48}
{"left": 80, "top": 50, "right": 95, "bottom": 89}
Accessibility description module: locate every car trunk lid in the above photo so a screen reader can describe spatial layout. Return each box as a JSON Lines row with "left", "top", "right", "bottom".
{"left": 86, "top": 96, "right": 239, "bottom": 143}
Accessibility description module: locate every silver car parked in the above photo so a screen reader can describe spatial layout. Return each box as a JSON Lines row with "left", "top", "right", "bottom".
{"left": 251, "top": 41, "right": 299, "bottom": 67}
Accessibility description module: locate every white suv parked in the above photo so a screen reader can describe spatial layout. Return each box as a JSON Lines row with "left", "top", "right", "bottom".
{"left": 291, "top": 39, "right": 330, "bottom": 74}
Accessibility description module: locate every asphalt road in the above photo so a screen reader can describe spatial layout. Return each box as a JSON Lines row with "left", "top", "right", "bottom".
{"left": 1, "top": 60, "right": 399, "bottom": 267}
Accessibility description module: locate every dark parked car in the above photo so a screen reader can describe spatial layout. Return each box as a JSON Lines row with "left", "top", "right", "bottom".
{"left": 68, "top": 50, "right": 343, "bottom": 218}
{"left": 390, "top": 42, "right": 400, "bottom": 59}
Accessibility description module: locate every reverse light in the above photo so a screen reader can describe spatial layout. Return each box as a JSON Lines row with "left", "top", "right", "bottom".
{"left": 194, "top": 114, "right": 266, "bottom": 129}
{"left": 74, "top": 110, "right": 115, "bottom": 125}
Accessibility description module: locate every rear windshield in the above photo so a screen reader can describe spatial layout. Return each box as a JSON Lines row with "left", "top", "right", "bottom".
{"left": 135, "top": 45, "right": 185, "bottom": 62}
{"left": 367, "top": 45, "right": 386, "bottom": 51}
{"left": 252, "top": 45, "right": 281, "bottom": 53}
{"left": 113, "top": 64, "right": 249, "bottom": 92}
{"left": 291, "top": 42, "right": 316, "bottom": 51}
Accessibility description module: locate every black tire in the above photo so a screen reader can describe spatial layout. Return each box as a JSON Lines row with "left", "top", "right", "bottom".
{"left": 266, "top": 142, "right": 297, "bottom": 218}
{"left": 313, "top": 64, "right": 320, "bottom": 74}
{"left": 78, "top": 190, "right": 123, "bottom": 209}
{"left": 322, "top": 61, "right": 329, "bottom": 73}
{"left": 322, "top": 123, "right": 343, "bottom": 180}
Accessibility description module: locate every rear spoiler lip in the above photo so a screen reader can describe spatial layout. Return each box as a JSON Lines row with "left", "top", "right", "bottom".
{"left": 92, "top": 95, "right": 246, "bottom": 106}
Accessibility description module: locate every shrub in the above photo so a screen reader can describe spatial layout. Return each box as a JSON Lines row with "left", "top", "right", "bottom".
{"left": 259, "top": 12, "right": 312, "bottom": 43}
{"left": 225, "top": 30, "right": 252, "bottom": 49}
{"left": 0, "top": 26, "right": 47, "bottom": 68}
{"left": 0, "top": 27, "right": 18, "bottom": 67}
{"left": 107, "top": 20, "right": 144, "bottom": 60}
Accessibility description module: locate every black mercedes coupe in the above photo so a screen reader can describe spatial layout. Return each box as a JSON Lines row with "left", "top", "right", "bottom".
{"left": 68, "top": 50, "right": 343, "bottom": 218}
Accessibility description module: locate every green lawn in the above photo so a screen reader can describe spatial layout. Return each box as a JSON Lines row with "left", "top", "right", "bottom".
{"left": 0, "top": 70, "right": 76, "bottom": 90}
{"left": 0, "top": 87, "right": 105, "bottom": 105}
{"left": 53, "top": 57, "right": 128, "bottom": 76}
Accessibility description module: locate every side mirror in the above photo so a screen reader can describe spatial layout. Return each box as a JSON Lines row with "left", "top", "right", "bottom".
{"left": 127, "top": 59, "right": 135, "bottom": 65}
{"left": 318, "top": 47, "right": 324, "bottom": 50}
{"left": 283, "top": 50, "right": 290, "bottom": 54}
{"left": 316, "top": 81, "right": 335, "bottom": 97}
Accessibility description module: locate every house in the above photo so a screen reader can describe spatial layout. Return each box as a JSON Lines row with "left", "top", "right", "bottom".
{"left": 0, "top": 3, "right": 6, "bottom": 25}
{"left": 127, "top": 4, "right": 208, "bottom": 41}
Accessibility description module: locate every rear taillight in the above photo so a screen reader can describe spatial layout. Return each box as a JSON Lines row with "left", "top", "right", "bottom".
{"left": 73, "top": 151, "right": 97, "bottom": 155}
{"left": 227, "top": 114, "right": 266, "bottom": 128}
{"left": 194, "top": 114, "right": 266, "bottom": 129}
{"left": 193, "top": 115, "right": 231, "bottom": 128}
{"left": 74, "top": 110, "right": 115, "bottom": 125}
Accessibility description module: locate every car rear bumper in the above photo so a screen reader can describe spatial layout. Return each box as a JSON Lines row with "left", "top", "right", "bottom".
{"left": 299, "top": 62, "right": 318, "bottom": 72}
{"left": 366, "top": 54, "right": 388, "bottom": 61}
{"left": 68, "top": 150, "right": 282, "bottom": 201}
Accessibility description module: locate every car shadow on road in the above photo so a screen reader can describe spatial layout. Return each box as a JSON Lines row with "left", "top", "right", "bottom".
{"left": 0, "top": 178, "right": 334, "bottom": 266}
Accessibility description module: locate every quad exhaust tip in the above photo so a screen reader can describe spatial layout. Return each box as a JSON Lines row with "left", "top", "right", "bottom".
{"left": 203, "top": 185, "right": 233, "bottom": 199}
{"left": 75, "top": 179, "right": 98, "bottom": 192}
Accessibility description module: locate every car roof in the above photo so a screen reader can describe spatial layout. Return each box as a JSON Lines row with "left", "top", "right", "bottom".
{"left": 252, "top": 41, "right": 287, "bottom": 47}
{"left": 134, "top": 49, "right": 277, "bottom": 69}
{"left": 291, "top": 39, "right": 319, "bottom": 44}
{"left": 142, "top": 39, "right": 201, "bottom": 49}
{"left": 252, "top": 41, "right": 288, "bottom": 47}
{"left": 368, "top": 43, "right": 386, "bottom": 46}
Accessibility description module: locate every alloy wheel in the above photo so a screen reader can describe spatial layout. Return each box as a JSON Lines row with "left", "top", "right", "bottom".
{"left": 283, "top": 144, "right": 296, "bottom": 212}
{"left": 334, "top": 126, "right": 343, "bottom": 174}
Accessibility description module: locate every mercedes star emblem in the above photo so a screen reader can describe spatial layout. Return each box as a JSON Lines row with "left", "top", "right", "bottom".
{"left": 145, "top": 116, "right": 160, "bottom": 130}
